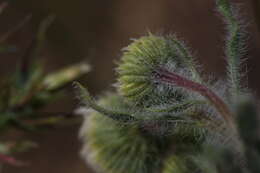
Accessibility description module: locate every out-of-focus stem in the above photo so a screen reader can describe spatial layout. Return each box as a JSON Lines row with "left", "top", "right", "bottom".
{"left": 0, "top": 153, "right": 25, "bottom": 166}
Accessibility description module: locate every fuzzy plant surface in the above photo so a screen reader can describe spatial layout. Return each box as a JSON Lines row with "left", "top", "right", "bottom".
{"left": 75, "top": 0, "right": 260, "bottom": 173}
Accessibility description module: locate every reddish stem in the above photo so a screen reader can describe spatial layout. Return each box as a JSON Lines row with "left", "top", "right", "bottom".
{"left": 0, "top": 153, "right": 26, "bottom": 166}
{"left": 155, "top": 68, "right": 235, "bottom": 129}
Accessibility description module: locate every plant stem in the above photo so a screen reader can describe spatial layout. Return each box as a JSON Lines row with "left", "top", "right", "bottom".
{"left": 155, "top": 68, "right": 235, "bottom": 130}
{"left": 0, "top": 153, "right": 25, "bottom": 166}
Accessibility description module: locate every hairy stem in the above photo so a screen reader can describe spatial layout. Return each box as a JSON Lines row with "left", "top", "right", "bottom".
{"left": 74, "top": 82, "right": 137, "bottom": 123}
{"left": 154, "top": 68, "right": 235, "bottom": 130}
{"left": 217, "top": 0, "right": 246, "bottom": 98}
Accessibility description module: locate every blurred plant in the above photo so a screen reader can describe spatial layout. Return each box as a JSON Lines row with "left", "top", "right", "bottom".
{"left": 75, "top": 0, "right": 260, "bottom": 173}
{"left": 0, "top": 1, "right": 90, "bottom": 168}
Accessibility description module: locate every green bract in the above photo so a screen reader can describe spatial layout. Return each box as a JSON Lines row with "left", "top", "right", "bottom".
{"left": 80, "top": 94, "right": 170, "bottom": 173}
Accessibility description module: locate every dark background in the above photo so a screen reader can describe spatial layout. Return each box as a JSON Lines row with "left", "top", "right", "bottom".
{"left": 1, "top": 0, "right": 260, "bottom": 172}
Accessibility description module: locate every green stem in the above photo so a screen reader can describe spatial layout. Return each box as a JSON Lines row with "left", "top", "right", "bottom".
{"left": 74, "top": 82, "right": 137, "bottom": 123}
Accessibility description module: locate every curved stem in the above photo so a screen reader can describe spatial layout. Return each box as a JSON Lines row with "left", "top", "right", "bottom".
{"left": 155, "top": 68, "right": 235, "bottom": 130}
{"left": 73, "top": 82, "right": 137, "bottom": 123}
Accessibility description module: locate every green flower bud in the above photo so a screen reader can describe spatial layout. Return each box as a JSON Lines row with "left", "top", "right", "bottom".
{"left": 117, "top": 34, "right": 200, "bottom": 107}
{"left": 79, "top": 93, "right": 168, "bottom": 173}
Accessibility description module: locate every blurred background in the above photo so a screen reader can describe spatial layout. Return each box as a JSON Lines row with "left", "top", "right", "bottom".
{"left": 1, "top": 0, "right": 260, "bottom": 172}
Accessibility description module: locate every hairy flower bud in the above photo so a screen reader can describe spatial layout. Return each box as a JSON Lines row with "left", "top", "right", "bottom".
{"left": 117, "top": 34, "right": 200, "bottom": 108}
